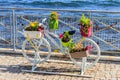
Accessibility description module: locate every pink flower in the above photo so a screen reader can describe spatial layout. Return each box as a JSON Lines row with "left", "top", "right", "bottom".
{"left": 59, "top": 34, "right": 64, "bottom": 38}
{"left": 85, "top": 46, "right": 92, "bottom": 54}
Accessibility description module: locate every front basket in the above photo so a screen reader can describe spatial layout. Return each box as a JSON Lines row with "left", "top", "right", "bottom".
{"left": 23, "top": 31, "right": 42, "bottom": 39}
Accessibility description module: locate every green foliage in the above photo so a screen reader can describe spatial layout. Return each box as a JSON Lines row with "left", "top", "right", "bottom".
{"left": 25, "top": 21, "right": 39, "bottom": 31}
{"left": 48, "top": 19, "right": 58, "bottom": 30}
{"left": 79, "top": 14, "right": 90, "bottom": 26}
{"left": 48, "top": 12, "right": 58, "bottom": 30}
{"left": 69, "top": 43, "right": 75, "bottom": 53}
{"left": 60, "top": 31, "right": 75, "bottom": 52}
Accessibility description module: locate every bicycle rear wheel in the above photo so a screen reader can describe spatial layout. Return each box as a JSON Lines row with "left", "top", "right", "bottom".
{"left": 70, "top": 37, "right": 100, "bottom": 69}
{"left": 22, "top": 38, "right": 51, "bottom": 64}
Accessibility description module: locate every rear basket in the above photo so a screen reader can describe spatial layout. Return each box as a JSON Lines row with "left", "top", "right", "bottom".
{"left": 70, "top": 50, "right": 89, "bottom": 58}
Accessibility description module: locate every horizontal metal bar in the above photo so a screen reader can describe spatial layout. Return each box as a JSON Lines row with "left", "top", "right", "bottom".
{"left": 47, "top": 60, "right": 74, "bottom": 64}
{"left": 101, "top": 51, "right": 120, "bottom": 54}
{"left": 100, "top": 55, "right": 120, "bottom": 61}
{"left": 0, "top": 48, "right": 120, "bottom": 55}
{"left": 0, "top": 7, "right": 120, "bottom": 14}
{"left": 0, "top": 48, "right": 120, "bottom": 61}
{"left": 22, "top": 70, "right": 92, "bottom": 78}
{"left": 0, "top": 12, "right": 11, "bottom": 13}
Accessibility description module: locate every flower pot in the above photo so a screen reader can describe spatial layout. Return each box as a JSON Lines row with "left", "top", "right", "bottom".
{"left": 70, "top": 50, "right": 89, "bottom": 58}
{"left": 23, "top": 31, "right": 42, "bottom": 39}
{"left": 80, "top": 26, "right": 92, "bottom": 37}
{"left": 61, "top": 39, "right": 71, "bottom": 47}
{"left": 49, "top": 20, "right": 58, "bottom": 30}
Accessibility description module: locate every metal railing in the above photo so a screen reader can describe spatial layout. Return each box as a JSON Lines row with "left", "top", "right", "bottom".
{"left": 0, "top": 7, "right": 120, "bottom": 53}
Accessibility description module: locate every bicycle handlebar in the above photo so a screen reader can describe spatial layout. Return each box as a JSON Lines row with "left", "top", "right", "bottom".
{"left": 42, "top": 18, "right": 47, "bottom": 23}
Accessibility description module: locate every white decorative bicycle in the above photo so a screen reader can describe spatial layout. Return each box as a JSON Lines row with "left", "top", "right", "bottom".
{"left": 21, "top": 18, "right": 100, "bottom": 77}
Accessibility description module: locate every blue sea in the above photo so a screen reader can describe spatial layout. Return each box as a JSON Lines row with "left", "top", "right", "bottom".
{"left": 0, "top": 0, "right": 120, "bottom": 11}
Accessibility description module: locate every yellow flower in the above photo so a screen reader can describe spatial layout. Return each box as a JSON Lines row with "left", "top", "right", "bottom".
{"left": 30, "top": 22, "right": 35, "bottom": 27}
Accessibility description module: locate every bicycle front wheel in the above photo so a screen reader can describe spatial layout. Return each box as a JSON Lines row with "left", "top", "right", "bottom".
{"left": 70, "top": 37, "right": 100, "bottom": 69}
{"left": 22, "top": 38, "right": 51, "bottom": 64}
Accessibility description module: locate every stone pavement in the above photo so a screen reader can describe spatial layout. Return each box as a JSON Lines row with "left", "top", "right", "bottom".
{"left": 0, "top": 53, "right": 120, "bottom": 80}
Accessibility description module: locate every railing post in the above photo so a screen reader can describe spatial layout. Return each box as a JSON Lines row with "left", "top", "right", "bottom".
{"left": 10, "top": 12, "right": 13, "bottom": 46}
{"left": 12, "top": 9, "right": 16, "bottom": 51}
{"left": 88, "top": 11, "right": 93, "bottom": 36}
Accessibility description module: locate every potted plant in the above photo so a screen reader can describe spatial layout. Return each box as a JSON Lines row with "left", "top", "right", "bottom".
{"left": 48, "top": 11, "right": 58, "bottom": 30}
{"left": 60, "top": 31, "right": 72, "bottom": 47}
{"left": 59, "top": 30, "right": 90, "bottom": 58}
{"left": 69, "top": 45, "right": 91, "bottom": 58}
{"left": 67, "top": 14, "right": 93, "bottom": 58}
{"left": 79, "top": 14, "right": 92, "bottom": 37}
{"left": 59, "top": 30, "right": 75, "bottom": 47}
{"left": 24, "top": 21, "right": 44, "bottom": 39}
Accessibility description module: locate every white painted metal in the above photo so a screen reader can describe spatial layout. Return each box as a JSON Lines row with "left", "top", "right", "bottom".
{"left": 0, "top": 7, "right": 120, "bottom": 51}
{"left": 22, "top": 69, "right": 92, "bottom": 78}
{"left": 69, "top": 37, "right": 100, "bottom": 69}
{"left": 21, "top": 17, "right": 101, "bottom": 77}
{"left": 23, "top": 31, "right": 42, "bottom": 39}
{"left": 22, "top": 38, "right": 51, "bottom": 64}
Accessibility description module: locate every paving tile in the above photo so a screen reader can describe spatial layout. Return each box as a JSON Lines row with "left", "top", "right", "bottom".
{"left": 0, "top": 53, "right": 120, "bottom": 80}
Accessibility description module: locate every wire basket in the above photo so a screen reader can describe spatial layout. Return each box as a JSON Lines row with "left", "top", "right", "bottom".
{"left": 23, "top": 31, "right": 42, "bottom": 39}
{"left": 70, "top": 50, "right": 89, "bottom": 58}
